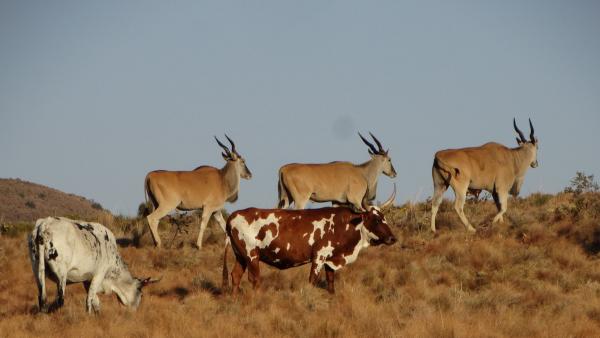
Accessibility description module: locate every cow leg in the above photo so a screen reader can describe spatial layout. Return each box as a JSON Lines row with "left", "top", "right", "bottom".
{"left": 54, "top": 274, "right": 67, "bottom": 310}
{"left": 492, "top": 190, "right": 509, "bottom": 223}
{"left": 231, "top": 258, "right": 247, "bottom": 296}
{"left": 325, "top": 265, "right": 335, "bottom": 294}
{"left": 147, "top": 202, "right": 178, "bottom": 248}
{"left": 196, "top": 207, "right": 214, "bottom": 249}
{"left": 247, "top": 258, "right": 261, "bottom": 291}
{"left": 452, "top": 185, "right": 476, "bottom": 232}
{"left": 431, "top": 166, "right": 449, "bottom": 232}
{"left": 86, "top": 272, "right": 106, "bottom": 313}
{"left": 309, "top": 260, "right": 323, "bottom": 286}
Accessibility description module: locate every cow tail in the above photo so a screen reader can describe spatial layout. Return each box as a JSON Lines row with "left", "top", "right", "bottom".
{"left": 277, "top": 169, "right": 290, "bottom": 209}
{"left": 31, "top": 222, "right": 47, "bottom": 310}
{"left": 221, "top": 237, "right": 230, "bottom": 290}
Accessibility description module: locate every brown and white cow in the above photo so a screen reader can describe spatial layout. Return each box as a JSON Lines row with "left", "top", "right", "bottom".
{"left": 222, "top": 189, "right": 397, "bottom": 295}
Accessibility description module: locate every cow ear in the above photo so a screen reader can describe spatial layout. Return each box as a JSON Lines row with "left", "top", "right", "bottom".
{"left": 349, "top": 216, "right": 363, "bottom": 227}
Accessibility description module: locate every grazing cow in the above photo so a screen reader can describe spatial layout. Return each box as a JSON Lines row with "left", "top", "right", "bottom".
{"left": 277, "top": 132, "right": 396, "bottom": 211}
{"left": 145, "top": 135, "right": 252, "bottom": 249}
{"left": 28, "top": 217, "right": 159, "bottom": 313}
{"left": 223, "top": 187, "right": 397, "bottom": 295}
{"left": 431, "top": 118, "right": 539, "bottom": 232}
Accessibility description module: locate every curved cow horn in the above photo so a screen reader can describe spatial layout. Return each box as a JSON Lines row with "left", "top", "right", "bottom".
{"left": 224, "top": 134, "right": 237, "bottom": 155}
{"left": 379, "top": 183, "right": 396, "bottom": 209}
{"left": 214, "top": 136, "right": 232, "bottom": 157}
{"left": 513, "top": 118, "right": 526, "bottom": 143}
{"left": 369, "top": 132, "right": 384, "bottom": 153}
{"left": 358, "top": 132, "right": 378, "bottom": 154}
{"left": 140, "top": 276, "right": 162, "bottom": 287}
{"left": 528, "top": 118, "right": 535, "bottom": 143}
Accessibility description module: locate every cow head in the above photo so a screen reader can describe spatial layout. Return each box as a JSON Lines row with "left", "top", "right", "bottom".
{"left": 215, "top": 134, "right": 252, "bottom": 179}
{"left": 359, "top": 132, "right": 397, "bottom": 178}
{"left": 115, "top": 276, "right": 161, "bottom": 310}
{"left": 354, "top": 184, "right": 397, "bottom": 245}
{"left": 513, "top": 118, "right": 539, "bottom": 168}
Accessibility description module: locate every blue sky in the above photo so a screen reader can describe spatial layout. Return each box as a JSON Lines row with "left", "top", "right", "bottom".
{"left": 1, "top": 1, "right": 599, "bottom": 215}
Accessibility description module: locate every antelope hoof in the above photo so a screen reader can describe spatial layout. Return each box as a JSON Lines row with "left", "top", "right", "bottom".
{"left": 466, "top": 226, "right": 476, "bottom": 233}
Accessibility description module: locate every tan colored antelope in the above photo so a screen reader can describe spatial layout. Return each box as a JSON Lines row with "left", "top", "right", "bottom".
{"left": 277, "top": 133, "right": 396, "bottom": 211}
{"left": 431, "top": 118, "right": 538, "bottom": 232}
{"left": 144, "top": 135, "right": 251, "bottom": 249}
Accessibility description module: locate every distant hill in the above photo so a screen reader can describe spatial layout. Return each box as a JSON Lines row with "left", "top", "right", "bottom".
{"left": 0, "top": 178, "right": 109, "bottom": 223}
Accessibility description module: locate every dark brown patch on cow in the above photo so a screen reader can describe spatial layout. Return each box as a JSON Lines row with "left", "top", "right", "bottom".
{"left": 256, "top": 222, "right": 278, "bottom": 241}
{"left": 349, "top": 216, "right": 362, "bottom": 227}
{"left": 104, "top": 231, "right": 109, "bottom": 241}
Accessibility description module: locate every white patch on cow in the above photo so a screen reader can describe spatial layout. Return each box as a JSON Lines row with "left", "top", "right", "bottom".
{"left": 274, "top": 259, "right": 280, "bottom": 263}
{"left": 302, "top": 232, "right": 308, "bottom": 238}
{"left": 342, "top": 220, "right": 371, "bottom": 265}
{"left": 345, "top": 223, "right": 349, "bottom": 231}
{"left": 286, "top": 242, "right": 291, "bottom": 250}
{"left": 314, "top": 241, "right": 336, "bottom": 273}
{"left": 231, "top": 213, "right": 281, "bottom": 260}
{"left": 308, "top": 214, "right": 335, "bottom": 246}
{"left": 273, "top": 247, "right": 280, "bottom": 254}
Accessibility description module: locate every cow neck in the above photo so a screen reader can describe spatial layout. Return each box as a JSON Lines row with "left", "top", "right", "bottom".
{"left": 358, "top": 158, "right": 382, "bottom": 196}
{"left": 220, "top": 161, "right": 240, "bottom": 198}
{"left": 511, "top": 146, "right": 533, "bottom": 177}
{"left": 355, "top": 218, "right": 372, "bottom": 248}
{"left": 106, "top": 267, "right": 135, "bottom": 305}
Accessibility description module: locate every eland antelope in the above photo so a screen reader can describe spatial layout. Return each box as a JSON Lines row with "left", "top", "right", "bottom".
{"left": 223, "top": 186, "right": 396, "bottom": 295}
{"left": 144, "top": 135, "right": 251, "bottom": 249}
{"left": 431, "top": 118, "right": 539, "bottom": 232}
{"left": 277, "top": 133, "right": 396, "bottom": 211}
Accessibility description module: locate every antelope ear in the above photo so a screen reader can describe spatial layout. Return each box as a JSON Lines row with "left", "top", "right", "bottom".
{"left": 516, "top": 137, "right": 523, "bottom": 146}
{"left": 368, "top": 149, "right": 374, "bottom": 156}
{"left": 222, "top": 152, "right": 230, "bottom": 160}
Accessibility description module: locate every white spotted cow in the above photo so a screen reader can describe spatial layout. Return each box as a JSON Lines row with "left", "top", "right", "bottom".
{"left": 28, "top": 217, "right": 159, "bottom": 313}
{"left": 222, "top": 199, "right": 397, "bottom": 295}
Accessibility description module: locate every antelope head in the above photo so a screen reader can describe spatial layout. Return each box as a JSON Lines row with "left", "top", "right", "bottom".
{"left": 215, "top": 134, "right": 252, "bottom": 179}
{"left": 513, "top": 118, "right": 539, "bottom": 168}
{"left": 358, "top": 132, "right": 397, "bottom": 178}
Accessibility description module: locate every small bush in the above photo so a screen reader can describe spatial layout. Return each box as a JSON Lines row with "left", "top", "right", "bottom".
{"left": 90, "top": 200, "right": 103, "bottom": 210}
{"left": 25, "top": 201, "right": 36, "bottom": 209}
{"left": 565, "top": 172, "right": 599, "bottom": 194}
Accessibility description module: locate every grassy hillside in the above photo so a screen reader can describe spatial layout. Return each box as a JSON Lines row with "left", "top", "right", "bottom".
{"left": 1, "top": 192, "right": 600, "bottom": 337}
{"left": 0, "top": 178, "right": 108, "bottom": 224}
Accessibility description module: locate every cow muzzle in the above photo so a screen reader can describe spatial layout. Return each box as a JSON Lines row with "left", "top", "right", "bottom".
{"left": 384, "top": 236, "right": 397, "bottom": 245}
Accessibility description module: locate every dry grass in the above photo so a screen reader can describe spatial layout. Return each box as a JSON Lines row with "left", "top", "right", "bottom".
{"left": 2, "top": 192, "right": 600, "bottom": 337}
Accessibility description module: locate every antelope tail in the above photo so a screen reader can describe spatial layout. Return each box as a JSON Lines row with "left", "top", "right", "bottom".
{"left": 277, "top": 170, "right": 291, "bottom": 209}
{"left": 433, "top": 157, "right": 460, "bottom": 186}
{"left": 144, "top": 175, "right": 157, "bottom": 214}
